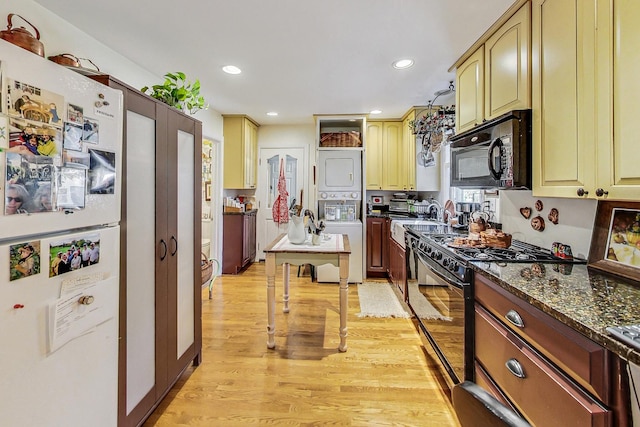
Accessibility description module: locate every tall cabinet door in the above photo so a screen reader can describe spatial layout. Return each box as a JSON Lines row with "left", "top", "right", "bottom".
{"left": 167, "top": 112, "right": 202, "bottom": 380}
{"left": 596, "top": 0, "right": 640, "bottom": 199}
{"left": 92, "top": 76, "right": 202, "bottom": 427}
{"left": 531, "top": 0, "right": 597, "bottom": 198}
{"left": 121, "top": 89, "right": 163, "bottom": 427}
{"left": 381, "top": 121, "right": 403, "bottom": 190}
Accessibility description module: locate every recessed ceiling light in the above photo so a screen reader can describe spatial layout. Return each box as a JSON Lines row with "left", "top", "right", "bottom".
{"left": 370, "top": 110, "right": 382, "bottom": 115}
{"left": 222, "top": 65, "right": 242, "bottom": 75}
{"left": 392, "top": 59, "right": 414, "bottom": 69}
{"left": 266, "top": 112, "right": 278, "bottom": 116}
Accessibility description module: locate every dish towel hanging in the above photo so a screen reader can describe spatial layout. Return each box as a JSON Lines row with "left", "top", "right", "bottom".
{"left": 272, "top": 158, "right": 289, "bottom": 225}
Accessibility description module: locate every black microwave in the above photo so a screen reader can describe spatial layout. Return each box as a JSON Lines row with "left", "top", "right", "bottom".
{"left": 449, "top": 110, "right": 531, "bottom": 189}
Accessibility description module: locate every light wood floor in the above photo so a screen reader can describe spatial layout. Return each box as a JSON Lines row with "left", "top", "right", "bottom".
{"left": 144, "top": 262, "right": 461, "bottom": 427}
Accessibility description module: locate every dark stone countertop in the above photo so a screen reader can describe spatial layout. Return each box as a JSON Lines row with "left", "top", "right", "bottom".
{"left": 471, "top": 261, "right": 640, "bottom": 365}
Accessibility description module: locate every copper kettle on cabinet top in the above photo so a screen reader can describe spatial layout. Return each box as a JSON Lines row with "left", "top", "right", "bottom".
{"left": 0, "top": 14, "right": 44, "bottom": 57}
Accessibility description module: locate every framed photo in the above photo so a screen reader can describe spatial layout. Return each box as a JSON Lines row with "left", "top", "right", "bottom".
{"left": 204, "top": 181, "right": 211, "bottom": 201}
{"left": 9, "top": 240, "right": 41, "bottom": 281}
{"left": 588, "top": 201, "right": 640, "bottom": 282}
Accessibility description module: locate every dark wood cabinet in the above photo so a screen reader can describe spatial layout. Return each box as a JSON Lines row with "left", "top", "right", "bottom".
{"left": 388, "top": 237, "right": 406, "bottom": 295}
{"left": 90, "top": 76, "right": 202, "bottom": 427}
{"left": 473, "top": 272, "right": 615, "bottom": 427}
{"left": 223, "top": 210, "right": 257, "bottom": 274}
{"left": 366, "top": 217, "right": 389, "bottom": 277}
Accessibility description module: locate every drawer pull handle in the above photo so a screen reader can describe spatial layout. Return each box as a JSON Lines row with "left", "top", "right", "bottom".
{"left": 505, "top": 358, "right": 526, "bottom": 379}
{"left": 505, "top": 310, "right": 525, "bottom": 328}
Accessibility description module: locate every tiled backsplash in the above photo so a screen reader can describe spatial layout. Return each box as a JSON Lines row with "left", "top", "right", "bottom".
{"left": 499, "top": 190, "right": 598, "bottom": 259}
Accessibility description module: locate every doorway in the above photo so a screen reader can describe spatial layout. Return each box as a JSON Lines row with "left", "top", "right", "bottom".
{"left": 256, "top": 147, "right": 307, "bottom": 260}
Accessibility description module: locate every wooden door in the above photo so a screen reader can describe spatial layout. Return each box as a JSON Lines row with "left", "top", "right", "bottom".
{"left": 366, "top": 217, "right": 388, "bottom": 276}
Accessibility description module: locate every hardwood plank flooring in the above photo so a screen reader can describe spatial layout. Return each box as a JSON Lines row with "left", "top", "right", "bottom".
{"left": 144, "top": 262, "right": 461, "bottom": 427}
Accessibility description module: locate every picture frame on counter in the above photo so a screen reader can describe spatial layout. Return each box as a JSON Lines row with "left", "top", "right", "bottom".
{"left": 589, "top": 200, "right": 640, "bottom": 284}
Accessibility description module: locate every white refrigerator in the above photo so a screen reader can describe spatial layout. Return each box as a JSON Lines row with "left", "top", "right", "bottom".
{"left": 0, "top": 40, "right": 123, "bottom": 426}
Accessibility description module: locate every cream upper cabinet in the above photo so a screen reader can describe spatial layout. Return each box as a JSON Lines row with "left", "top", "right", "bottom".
{"left": 455, "top": 48, "right": 484, "bottom": 134}
{"left": 366, "top": 121, "right": 404, "bottom": 191}
{"left": 382, "top": 121, "right": 404, "bottom": 190}
{"left": 594, "top": 0, "right": 640, "bottom": 200}
{"left": 455, "top": 3, "right": 531, "bottom": 134}
{"left": 402, "top": 110, "right": 416, "bottom": 191}
{"left": 366, "top": 121, "right": 384, "bottom": 190}
{"left": 484, "top": 3, "right": 530, "bottom": 119}
{"left": 532, "top": 0, "right": 596, "bottom": 198}
{"left": 533, "top": 0, "right": 640, "bottom": 200}
{"left": 223, "top": 115, "right": 259, "bottom": 189}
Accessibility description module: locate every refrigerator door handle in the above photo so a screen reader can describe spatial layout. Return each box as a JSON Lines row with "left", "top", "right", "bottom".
{"left": 160, "top": 239, "right": 168, "bottom": 260}
{"left": 170, "top": 235, "right": 178, "bottom": 256}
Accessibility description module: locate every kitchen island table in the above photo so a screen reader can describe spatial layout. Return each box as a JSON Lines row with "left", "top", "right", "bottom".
{"left": 264, "top": 233, "right": 351, "bottom": 351}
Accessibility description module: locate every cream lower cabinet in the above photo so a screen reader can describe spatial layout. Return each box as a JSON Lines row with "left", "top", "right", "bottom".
{"left": 533, "top": 0, "right": 640, "bottom": 200}
{"left": 455, "top": 3, "right": 530, "bottom": 134}
{"left": 223, "top": 115, "right": 259, "bottom": 189}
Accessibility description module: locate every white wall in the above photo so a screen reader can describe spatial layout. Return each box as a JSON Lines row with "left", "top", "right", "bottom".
{"left": 0, "top": 0, "right": 224, "bottom": 141}
{"left": 499, "top": 190, "right": 598, "bottom": 259}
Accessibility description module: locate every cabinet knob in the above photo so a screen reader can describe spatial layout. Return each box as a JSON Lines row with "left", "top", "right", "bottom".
{"left": 576, "top": 188, "right": 589, "bottom": 197}
{"left": 595, "top": 188, "right": 609, "bottom": 197}
{"left": 505, "top": 358, "right": 526, "bottom": 379}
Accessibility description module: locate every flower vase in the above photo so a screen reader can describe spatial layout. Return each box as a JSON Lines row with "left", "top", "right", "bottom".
{"left": 287, "top": 215, "right": 307, "bottom": 244}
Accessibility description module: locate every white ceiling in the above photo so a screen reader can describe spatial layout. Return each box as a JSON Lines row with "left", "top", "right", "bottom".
{"left": 33, "top": 0, "right": 514, "bottom": 125}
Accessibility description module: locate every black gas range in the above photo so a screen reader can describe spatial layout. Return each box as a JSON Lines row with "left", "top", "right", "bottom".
{"left": 405, "top": 224, "right": 586, "bottom": 283}
{"left": 402, "top": 224, "right": 586, "bottom": 390}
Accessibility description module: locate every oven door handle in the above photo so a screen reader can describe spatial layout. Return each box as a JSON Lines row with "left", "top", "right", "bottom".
{"left": 417, "top": 253, "right": 467, "bottom": 289}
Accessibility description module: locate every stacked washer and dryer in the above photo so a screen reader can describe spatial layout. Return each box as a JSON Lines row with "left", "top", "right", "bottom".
{"left": 315, "top": 126, "right": 365, "bottom": 283}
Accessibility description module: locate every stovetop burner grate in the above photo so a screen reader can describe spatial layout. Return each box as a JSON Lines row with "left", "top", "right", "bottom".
{"left": 419, "top": 233, "right": 585, "bottom": 264}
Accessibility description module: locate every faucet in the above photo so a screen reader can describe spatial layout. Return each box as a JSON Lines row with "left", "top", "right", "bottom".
{"left": 426, "top": 198, "right": 444, "bottom": 223}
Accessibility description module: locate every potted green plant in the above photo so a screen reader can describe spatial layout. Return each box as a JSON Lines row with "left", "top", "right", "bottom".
{"left": 141, "top": 72, "right": 208, "bottom": 114}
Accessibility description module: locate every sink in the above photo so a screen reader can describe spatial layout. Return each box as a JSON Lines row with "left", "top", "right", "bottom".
{"left": 390, "top": 219, "right": 443, "bottom": 247}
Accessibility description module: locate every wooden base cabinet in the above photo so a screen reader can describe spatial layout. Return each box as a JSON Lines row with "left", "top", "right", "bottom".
{"left": 91, "top": 76, "right": 202, "bottom": 427}
{"left": 366, "top": 217, "right": 389, "bottom": 277}
{"left": 473, "top": 273, "right": 621, "bottom": 427}
{"left": 388, "top": 237, "right": 406, "bottom": 298}
{"left": 222, "top": 211, "right": 257, "bottom": 274}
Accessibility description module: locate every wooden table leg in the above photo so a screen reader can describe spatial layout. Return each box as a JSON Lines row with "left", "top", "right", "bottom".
{"left": 338, "top": 253, "right": 349, "bottom": 352}
{"left": 282, "top": 263, "right": 290, "bottom": 313}
{"left": 266, "top": 253, "right": 276, "bottom": 349}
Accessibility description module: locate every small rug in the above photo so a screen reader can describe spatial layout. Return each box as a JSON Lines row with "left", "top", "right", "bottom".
{"left": 357, "top": 282, "right": 409, "bottom": 318}
{"left": 407, "top": 282, "right": 452, "bottom": 321}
